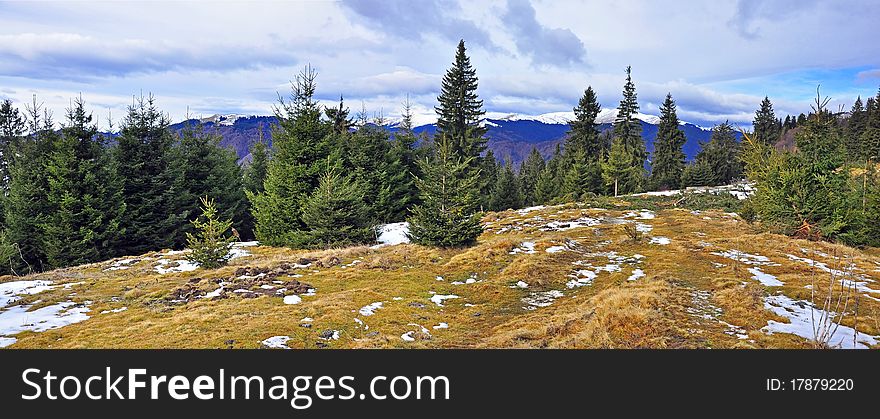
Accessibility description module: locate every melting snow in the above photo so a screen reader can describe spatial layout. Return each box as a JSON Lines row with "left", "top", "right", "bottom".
{"left": 627, "top": 269, "right": 645, "bottom": 281}
{"left": 748, "top": 267, "right": 783, "bottom": 287}
{"left": 433, "top": 322, "right": 449, "bottom": 329}
{"left": 522, "top": 290, "right": 564, "bottom": 309}
{"left": 545, "top": 245, "right": 566, "bottom": 253}
{"left": 100, "top": 307, "right": 128, "bottom": 314}
{"left": 0, "top": 301, "right": 91, "bottom": 340}
{"left": 154, "top": 259, "right": 199, "bottom": 274}
{"left": 358, "top": 302, "right": 384, "bottom": 316}
{"left": 372, "top": 222, "right": 410, "bottom": 248}
{"left": 762, "top": 294, "right": 878, "bottom": 349}
{"left": 1, "top": 280, "right": 54, "bottom": 307}
{"left": 649, "top": 237, "right": 671, "bottom": 245}
{"left": 711, "top": 250, "right": 779, "bottom": 266}
{"left": 429, "top": 294, "right": 459, "bottom": 307}
{"left": 515, "top": 280, "right": 529, "bottom": 289}
{"left": 516, "top": 205, "right": 545, "bottom": 215}
{"left": 566, "top": 270, "right": 597, "bottom": 288}
{"left": 510, "top": 242, "right": 536, "bottom": 255}
{"left": 283, "top": 295, "right": 302, "bottom": 305}
{"left": 261, "top": 336, "right": 290, "bottom": 349}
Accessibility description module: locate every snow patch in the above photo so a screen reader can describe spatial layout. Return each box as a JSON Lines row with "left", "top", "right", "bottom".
{"left": 627, "top": 269, "right": 645, "bottom": 281}
{"left": 429, "top": 294, "right": 459, "bottom": 307}
{"left": 748, "top": 267, "right": 783, "bottom": 287}
{"left": 762, "top": 294, "right": 878, "bottom": 349}
{"left": 649, "top": 237, "right": 670, "bottom": 245}
{"left": 372, "top": 222, "right": 410, "bottom": 248}
{"left": 358, "top": 302, "right": 384, "bottom": 316}
{"left": 522, "top": 290, "right": 564, "bottom": 309}
{"left": 261, "top": 336, "right": 290, "bottom": 349}
{"left": 283, "top": 295, "right": 302, "bottom": 305}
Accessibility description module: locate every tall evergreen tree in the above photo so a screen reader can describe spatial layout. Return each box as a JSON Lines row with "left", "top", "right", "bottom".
{"left": 166, "top": 123, "right": 247, "bottom": 247}
{"left": 844, "top": 96, "right": 867, "bottom": 161}
{"left": 243, "top": 127, "right": 270, "bottom": 195}
{"left": 568, "top": 86, "right": 604, "bottom": 158}
{"left": 0, "top": 99, "right": 26, "bottom": 194}
{"left": 40, "top": 97, "right": 125, "bottom": 267}
{"left": 435, "top": 39, "right": 487, "bottom": 162}
{"left": 4, "top": 98, "right": 56, "bottom": 272}
{"left": 650, "top": 93, "right": 687, "bottom": 190}
{"left": 518, "top": 147, "right": 545, "bottom": 206}
{"left": 695, "top": 122, "right": 743, "bottom": 186}
{"left": 249, "top": 65, "right": 331, "bottom": 247}
{"left": 862, "top": 89, "right": 880, "bottom": 161}
{"left": 753, "top": 96, "right": 782, "bottom": 146}
{"left": 114, "top": 95, "right": 180, "bottom": 255}
{"left": 407, "top": 135, "right": 482, "bottom": 247}
{"left": 479, "top": 149, "right": 499, "bottom": 210}
{"left": 489, "top": 162, "right": 522, "bottom": 211}
{"left": 612, "top": 66, "right": 647, "bottom": 171}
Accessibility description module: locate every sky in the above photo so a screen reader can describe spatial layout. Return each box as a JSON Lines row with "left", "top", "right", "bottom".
{"left": 0, "top": 0, "right": 879, "bottom": 130}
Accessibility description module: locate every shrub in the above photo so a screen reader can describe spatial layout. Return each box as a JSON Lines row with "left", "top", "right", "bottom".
{"left": 185, "top": 196, "right": 235, "bottom": 269}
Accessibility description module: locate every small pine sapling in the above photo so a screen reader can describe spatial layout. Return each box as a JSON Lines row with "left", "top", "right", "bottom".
{"left": 186, "top": 196, "right": 236, "bottom": 269}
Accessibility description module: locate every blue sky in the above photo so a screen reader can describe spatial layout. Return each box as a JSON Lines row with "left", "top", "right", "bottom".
{"left": 0, "top": 0, "right": 878, "bottom": 129}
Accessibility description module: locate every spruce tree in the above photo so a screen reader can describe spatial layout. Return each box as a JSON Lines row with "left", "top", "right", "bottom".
{"left": 602, "top": 137, "right": 640, "bottom": 196}
{"left": 479, "top": 149, "right": 499, "bottom": 210}
{"left": 696, "top": 122, "right": 742, "bottom": 186}
{"left": 844, "top": 96, "right": 866, "bottom": 161}
{"left": 753, "top": 96, "right": 781, "bottom": 146}
{"left": 0, "top": 99, "right": 26, "bottom": 194}
{"left": 185, "top": 196, "right": 235, "bottom": 269}
{"left": 376, "top": 97, "right": 424, "bottom": 222}
{"left": 534, "top": 145, "right": 563, "bottom": 203}
{"left": 518, "top": 147, "right": 545, "bottom": 206}
{"left": 249, "top": 65, "right": 332, "bottom": 247}
{"left": 681, "top": 159, "right": 715, "bottom": 187}
{"left": 4, "top": 99, "right": 56, "bottom": 272}
{"left": 650, "top": 93, "right": 687, "bottom": 190}
{"left": 325, "top": 95, "right": 353, "bottom": 135}
{"left": 40, "top": 97, "right": 125, "bottom": 267}
{"left": 489, "top": 162, "right": 522, "bottom": 211}
{"left": 243, "top": 128, "right": 270, "bottom": 195}
{"left": 862, "top": 90, "right": 880, "bottom": 161}
{"left": 562, "top": 149, "right": 602, "bottom": 201}
{"left": 167, "top": 122, "right": 247, "bottom": 248}
{"left": 114, "top": 95, "right": 180, "bottom": 255}
{"left": 612, "top": 66, "right": 647, "bottom": 171}
{"left": 407, "top": 135, "right": 482, "bottom": 247}
{"left": 435, "top": 40, "right": 487, "bottom": 161}
{"left": 568, "top": 86, "right": 604, "bottom": 158}
{"left": 301, "top": 166, "right": 373, "bottom": 248}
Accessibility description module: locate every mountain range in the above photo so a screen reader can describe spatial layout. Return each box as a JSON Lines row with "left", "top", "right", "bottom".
{"left": 171, "top": 110, "right": 740, "bottom": 168}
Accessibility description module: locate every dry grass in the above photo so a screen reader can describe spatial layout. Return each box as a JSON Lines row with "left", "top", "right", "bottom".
{"left": 2, "top": 205, "right": 879, "bottom": 349}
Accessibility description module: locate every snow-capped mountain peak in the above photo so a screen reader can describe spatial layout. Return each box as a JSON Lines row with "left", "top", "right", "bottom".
{"left": 199, "top": 113, "right": 253, "bottom": 126}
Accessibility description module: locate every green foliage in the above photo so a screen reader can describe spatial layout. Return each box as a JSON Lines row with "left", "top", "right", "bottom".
{"left": 4, "top": 100, "right": 57, "bottom": 272}
{"left": 743, "top": 92, "right": 859, "bottom": 242}
{"left": 114, "top": 95, "right": 181, "bottom": 255}
{"left": 377, "top": 121, "right": 422, "bottom": 222}
{"left": 185, "top": 196, "right": 235, "bottom": 270}
{"left": 435, "top": 39, "right": 487, "bottom": 162}
{"left": 243, "top": 131, "right": 270, "bottom": 195}
{"left": 40, "top": 97, "right": 125, "bottom": 268}
{"left": 561, "top": 150, "right": 602, "bottom": 201}
{"left": 167, "top": 123, "right": 247, "bottom": 248}
{"left": 612, "top": 66, "right": 647, "bottom": 169}
{"left": 407, "top": 135, "right": 483, "bottom": 247}
{"left": 568, "top": 86, "right": 604, "bottom": 158}
{"left": 301, "top": 166, "right": 373, "bottom": 249}
{"left": 489, "top": 162, "right": 522, "bottom": 211}
{"left": 602, "top": 137, "right": 642, "bottom": 196}
{"left": 250, "top": 65, "right": 331, "bottom": 246}
{"left": 681, "top": 159, "right": 715, "bottom": 187}
{"left": 753, "top": 96, "right": 782, "bottom": 146}
{"left": 0, "top": 99, "right": 26, "bottom": 194}
{"left": 534, "top": 146, "right": 563, "bottom": 204}
{"left": 650, "top": 93, "right": 687, "bottom": 190}
{"left": 518, "top": 147, "right": 545, "bottom": 206}
{"left": 324, "top": 95, "right": 354, "bottom": 135}
{"left": 695, "top": 122, "right": 742, "bottom": 186}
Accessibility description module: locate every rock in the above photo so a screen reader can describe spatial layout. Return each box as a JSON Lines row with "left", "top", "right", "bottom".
{"left": 300, "top": 323, "right": 312, "bottom": 328}
{"left": 315, "top": 342, "right": 329, "bottom": 348}
{"left": 365, "top": 331, "right": 379, "bottom": 337}
{"left": 408, "top": 302, "right": 426, "bottom": 309}
{"left": 317, "top": 255, "right": 340, "bottom": 268}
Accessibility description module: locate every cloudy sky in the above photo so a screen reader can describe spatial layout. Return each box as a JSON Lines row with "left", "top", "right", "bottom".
{"left": 1, "top": 0, "right": 878, "bottom": 129}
